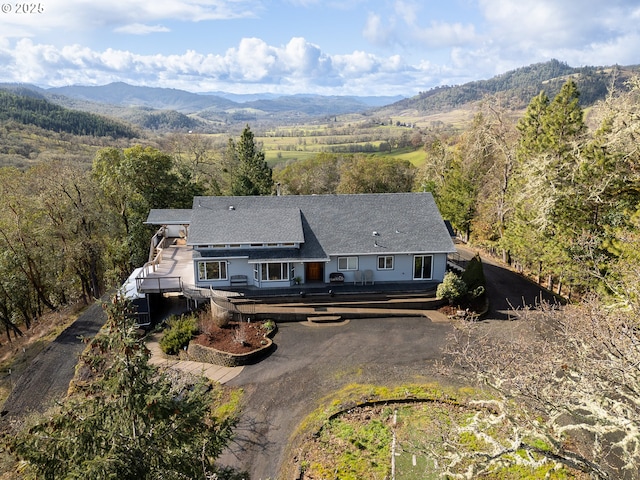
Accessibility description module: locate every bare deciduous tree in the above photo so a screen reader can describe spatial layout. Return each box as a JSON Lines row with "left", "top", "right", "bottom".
{"left": 439, "top": 298, "right": 640, "bottom": 479}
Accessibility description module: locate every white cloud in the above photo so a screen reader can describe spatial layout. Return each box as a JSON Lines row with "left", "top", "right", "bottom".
{"left": 0, "top": 35, "right": 430, "bottom": 95}
{"left": 114, "top": 24, "right": 171, "bottom": 35}
{"left": 280, "top": 37, "right": 332, "bottom": 76}
{"left": 478, "top": 0, "right": 640, "bottom": 53}
{"left": 363, "top": 13, "right": 394, "bottom": 47}
{"left": 0, "top": 0, "right": 259, "bottom": 38}
{"left": 2, "top": 0, "right": 640, "bottom": 96}
{"left": 413, "top": 21, "right": 477, "bottom": 48}
{"left": 333, "top": 50, "right": 380, "bottom": 77}
{"left": 225, "top": 38, "right": 276, "bottom": 82}
{"left": 362, "top": 1, "right": 478, "bottom": 52}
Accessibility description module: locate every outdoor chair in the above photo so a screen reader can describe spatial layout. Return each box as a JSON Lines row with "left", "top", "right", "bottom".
{"left": 354, "top": 270, "right": 363, "bottom": 285}
{"left": 364, "top": 269, "right": 374, "bottom": 285}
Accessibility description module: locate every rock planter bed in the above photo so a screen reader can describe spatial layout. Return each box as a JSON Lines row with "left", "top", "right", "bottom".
{"left": 187, "top": 321, "right": 276, "bottom": 367}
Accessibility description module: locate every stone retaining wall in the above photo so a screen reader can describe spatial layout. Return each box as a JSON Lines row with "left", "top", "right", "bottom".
{"left": 187, "top": 338, "right": 274, "bottom": 367}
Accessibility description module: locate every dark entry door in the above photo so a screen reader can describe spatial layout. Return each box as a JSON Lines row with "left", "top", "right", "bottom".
{"left": 305, "top": 262, "right": 324, "bottom": 282}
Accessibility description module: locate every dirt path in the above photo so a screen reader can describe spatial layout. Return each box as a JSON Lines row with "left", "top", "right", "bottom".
{"left": 1, "top": 299, "right": 107, "bottom": 419}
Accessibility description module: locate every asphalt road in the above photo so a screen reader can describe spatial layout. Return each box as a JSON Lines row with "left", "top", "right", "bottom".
{"left": 455, "top": 244, "right": 559, "bottom": 318}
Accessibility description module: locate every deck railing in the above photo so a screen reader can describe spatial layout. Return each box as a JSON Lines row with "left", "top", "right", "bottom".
{"left": 147, "top": 230, "right": 171, "bottom": 271}
{"left": 135, "top": 275, "right": 183, "bottom": 293}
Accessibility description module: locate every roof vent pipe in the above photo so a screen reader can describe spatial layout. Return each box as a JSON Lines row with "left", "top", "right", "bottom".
{"left": 229, "top": 205, "right": 235, "bottom": 211}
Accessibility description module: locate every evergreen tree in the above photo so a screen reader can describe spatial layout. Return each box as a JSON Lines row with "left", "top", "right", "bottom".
{"left": 436, "top": 156, "right": 478, "bottom": 241}
{"left": 505, "top": 80, "right": 587, "bottom": 289}
{"left": 93, "top": 145, "right": 205, "bottom": 269}
{"left": 516, "top": 90, "right": 550, "bottom": 156}
{"left": 7, "top": 295, "right": 236, "bottom": 479}
{"left": 230, "top": 125, "right": 273, "bottom": 196}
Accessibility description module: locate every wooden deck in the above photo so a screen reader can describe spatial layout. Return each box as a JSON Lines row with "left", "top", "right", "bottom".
{"left": 137, "top": 244, "right": 194, "bottom": 294}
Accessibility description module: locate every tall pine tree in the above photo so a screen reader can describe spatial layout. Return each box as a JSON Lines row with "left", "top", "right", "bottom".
{"left": 505, "top": 80, "right": 586, "bottom": 289}
{"left": 230, "top": 125, "right": 273, "bottom": 196}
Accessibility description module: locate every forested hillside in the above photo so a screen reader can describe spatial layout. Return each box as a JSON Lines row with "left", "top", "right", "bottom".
{"left": 386, "top": 59, "right": 637, "bottom": 113}
{"left": 0, "top": 90, "right": 137, "bottom": 138}
{"left": 49, "top": 81, "right": 237, "bottom": 112}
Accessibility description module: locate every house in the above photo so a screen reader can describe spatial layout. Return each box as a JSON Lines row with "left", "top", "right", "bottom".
{"left": 139, "top": 192, "right": 456, "bottom": 294}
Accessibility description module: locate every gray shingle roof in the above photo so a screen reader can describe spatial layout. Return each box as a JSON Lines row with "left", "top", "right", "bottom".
{"left": 188, "top": 207, "right": 305, "bottom": 245}
{"left": 184, "top": 193, "right": 455, "bottom": 257}
{"left": 144, "top": 209, "right": 192, "bottom": 225}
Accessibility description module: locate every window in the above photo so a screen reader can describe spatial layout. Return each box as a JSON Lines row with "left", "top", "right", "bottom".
{"left": 338, "top": 256, "right": 358, "bottom": 271}
{"left": 377, "top": 255, "right": 394, "bottom": 270}
{"left": 198, "top": 261, "right": 227, "bottom": 281}
{"left": 260, "top": 262, "right": 290, "bottom": 281}
{"left": 413, "top": 255, "right": 433, "bottom": 280}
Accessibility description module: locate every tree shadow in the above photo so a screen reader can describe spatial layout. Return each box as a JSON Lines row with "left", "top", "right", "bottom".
{"left": 481, "top": 262, "right": 562, "bottom": 321}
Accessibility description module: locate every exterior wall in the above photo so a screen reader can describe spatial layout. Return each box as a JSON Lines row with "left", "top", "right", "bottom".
{"left": 193, "top": 253, "right": 448, "bottom": 288}
{"left": 431, "top": 253, "right": 447, "bottom": 283}
{"left": 193, "top": 257, "right": 300, "bottom": 289}
{"left": 325, "top": 253, "right": 448, "bottom": 284}
{"left": 193, "top": 257, "right": 254, "bottom": 288}
{"left": 291, "top": 262, "right": 305, "bottom": 284}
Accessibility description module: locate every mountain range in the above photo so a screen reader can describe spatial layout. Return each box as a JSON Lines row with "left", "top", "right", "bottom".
{"left": 1, "top": 59, "right": 638, "bottom": 133}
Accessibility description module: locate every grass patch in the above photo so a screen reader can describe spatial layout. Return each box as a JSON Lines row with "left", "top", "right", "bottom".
{"left": 285, "top": 383, "right": 584, "bottom": 480}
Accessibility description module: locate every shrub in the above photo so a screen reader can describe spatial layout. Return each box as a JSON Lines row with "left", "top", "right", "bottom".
{"left": 462, "top": 253, "right": 486, "bottom": 292}
{"left": 212, "top": 310, "right": 232, "bottom": 328}
{"left": 159, "top": 314, "right": 198, "bottom": 355}
{"left": 233, "top": 323, "right": 249, "bottom": 346}
{"left": 437, "top": 272, "right": 468, "bottom": 305}
{"left": 262, "top": 320, "right": 276, "bottom": 333}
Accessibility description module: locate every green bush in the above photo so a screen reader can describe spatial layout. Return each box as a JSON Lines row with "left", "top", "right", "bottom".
{"left": 159, "top": 314, "right": 198, "bottom": 355}
{"left": 462, "top": 253, "right": 486, "bottom": 292}
{"left": 262, "top": 320, "right": 276, "bottom": 333}
{"left": 437, "top": 271, "right": 468, "bottom": 305}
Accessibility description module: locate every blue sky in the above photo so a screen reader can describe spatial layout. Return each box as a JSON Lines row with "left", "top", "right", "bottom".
{"left": 1, "top": 0, "right": 639, "bottom": 96}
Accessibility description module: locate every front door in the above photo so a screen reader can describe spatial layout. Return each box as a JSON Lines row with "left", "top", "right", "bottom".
{"left": 305, "top": 262, "right": 324, "bottom": 282}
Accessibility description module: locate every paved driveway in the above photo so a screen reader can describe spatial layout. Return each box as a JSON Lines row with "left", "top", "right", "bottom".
{"left": 219, "top": 316, "right": 452, "bottom": 478}
{"left": 2, "top": 245, "right": 558, "bottom": 479}
{"left": 218, "top": 246, "right": 559, "bottom": 479}
{"left": 455, "top": 244, "right": 559, "bottom": 319}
